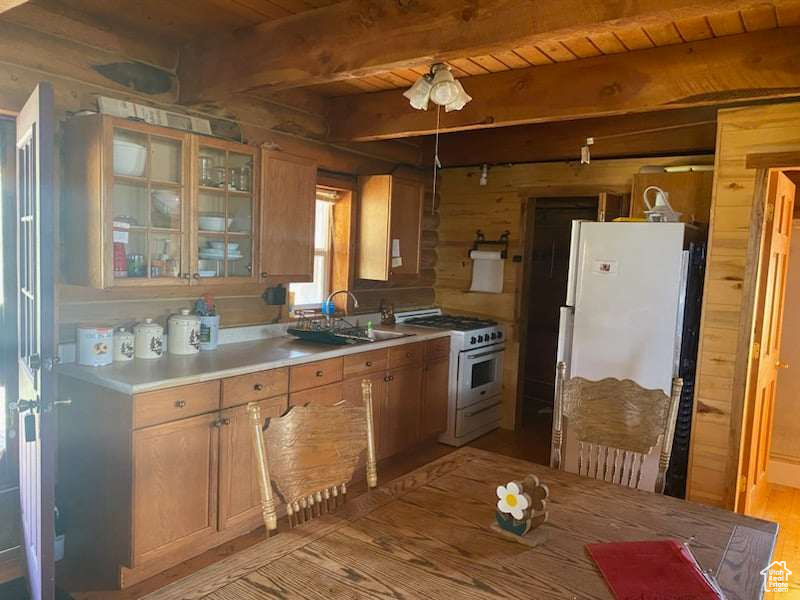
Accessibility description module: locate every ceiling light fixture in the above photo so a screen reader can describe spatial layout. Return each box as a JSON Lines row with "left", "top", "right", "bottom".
{"left": 403, "top": 63, "right": 472, "bottom": 112}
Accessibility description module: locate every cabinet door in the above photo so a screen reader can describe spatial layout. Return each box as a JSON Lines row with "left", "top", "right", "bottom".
{"left": 260, "top": 151, "right": 317, "bottom": 281}
{"left": 420, "top": 359, "right": 449, "bottom": 439}
{"left": 343, "top": 374, "right": 386, "bottom": 459}
{"left": 630, "top": 171, "right": 714, "bottom": 224}
{"left": 383, "top": 366, "right": 422, "bottom": 457}
{"left": 357, "top": 174, "right": 423, "bottom": 281}
{"left": 218, "top": 395, "right": 288, "bottom": 532}
{"left": 389, "top": 176, "right": 423, "bottom": 277}
{"left": 105, "top": 119, "right": 191, "bottom": 288}
{"left": 193, "top": 138, "right": 259, "bottom": 283}
{"left": 597, "top": 192, "right": 629, "bottom": 222}
{"left": 132, "top": 412, "right": 219, "bottom": 565}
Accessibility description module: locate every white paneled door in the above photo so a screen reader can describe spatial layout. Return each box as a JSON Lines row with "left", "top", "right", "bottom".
{"left": 12, "top": 83, "right": 57, "bottom": 600}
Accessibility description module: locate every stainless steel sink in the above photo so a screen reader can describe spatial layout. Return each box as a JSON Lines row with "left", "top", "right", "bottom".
{"left": 288, "top": 325, "right": 415, "bottom": 345}
{"left": 333, "top": 327, "right": 416, "bottom": 344}
{"left": 369, "top": 330, "right": 415, "bottom": 341}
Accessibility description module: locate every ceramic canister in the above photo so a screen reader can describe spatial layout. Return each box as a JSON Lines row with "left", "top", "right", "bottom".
{"left": 168, "top": 309, "right": 201, "bottom": 355}
{"left": 77, "top": 326, "right": 114, "bottom": 367}
{"left": 198, "top": 314, "right": 220, "bottom": 351}
{"left": 113, "top": 327, "right": 135, "bottom": 362}
{"left": 134, "top": 318, "right": 164, "bottom": 359}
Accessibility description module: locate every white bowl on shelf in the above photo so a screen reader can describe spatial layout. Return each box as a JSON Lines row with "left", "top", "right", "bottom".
{"left": 198, "top": 215, "right": 232, "bottom": 232}
{"left": 113, "top": 139, "right": 147, "bottom": 177}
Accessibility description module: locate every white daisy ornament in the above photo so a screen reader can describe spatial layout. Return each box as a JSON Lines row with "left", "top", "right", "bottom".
{"left": 496, "top": 481, "right": 530, "bottom": 521}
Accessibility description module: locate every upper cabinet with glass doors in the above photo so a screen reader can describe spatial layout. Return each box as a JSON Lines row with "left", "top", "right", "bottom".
{"left": 62, "top": 115, "right": 260, "bottom": 289}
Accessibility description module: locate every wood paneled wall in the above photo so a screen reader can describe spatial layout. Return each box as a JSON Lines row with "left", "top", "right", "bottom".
{"left": 434, "top": 155, "right": 714, "bottom": 429}
{"left": 688, "top": 103, "right": 800, "bottom": 509}
{"left": 0, "top": 17, "right": 427, "bottom": 341}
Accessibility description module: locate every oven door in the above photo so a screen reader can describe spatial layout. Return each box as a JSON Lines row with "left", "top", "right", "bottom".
{"left": 457, "top": 344, "right": 504, "bottom": 408}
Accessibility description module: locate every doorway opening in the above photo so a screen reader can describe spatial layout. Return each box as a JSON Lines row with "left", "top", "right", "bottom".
{"left": 735, "top": 164, "right": 800, "bottom": 575}
{"left": 517, "top": 197, "right": 598, "bottom": 443}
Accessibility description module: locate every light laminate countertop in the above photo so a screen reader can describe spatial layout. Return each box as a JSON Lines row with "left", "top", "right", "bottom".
{"left": 58, "top": 325, "right": 449, "bottom": 395}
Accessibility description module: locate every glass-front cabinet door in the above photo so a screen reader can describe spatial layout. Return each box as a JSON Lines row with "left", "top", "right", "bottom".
{"left": 192, "top": 138, "right": 258, "bottom": 283}
{"left": 107, "top": 121, "right": 189, "bottom": 286}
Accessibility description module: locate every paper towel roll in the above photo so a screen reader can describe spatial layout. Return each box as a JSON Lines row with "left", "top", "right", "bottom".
{"left": 469, "top": 250, "right": 504, "bottom": 293}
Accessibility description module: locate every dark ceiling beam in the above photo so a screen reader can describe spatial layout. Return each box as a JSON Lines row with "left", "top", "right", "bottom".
{"left": 177, "top": 0, "right": 792, "bottom": 102}
{"left": 328, "top": 27, "right": 800, "bottom": 141}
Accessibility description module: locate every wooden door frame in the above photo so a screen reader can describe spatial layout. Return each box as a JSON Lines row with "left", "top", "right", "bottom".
{"left": 730, "top": 154, "right": 800, "bottom": 512}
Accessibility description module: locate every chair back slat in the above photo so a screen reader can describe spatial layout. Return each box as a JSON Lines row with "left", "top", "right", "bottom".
{"left": 552, "top": 362, "right": 682, "bottom": 494}
{"left": 248, "top": 379, "right": 377, "bottom": 534}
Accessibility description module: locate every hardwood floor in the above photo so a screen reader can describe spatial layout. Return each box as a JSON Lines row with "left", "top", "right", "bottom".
{"left": 751, "top": 483, "right": 800, "bottom": 593}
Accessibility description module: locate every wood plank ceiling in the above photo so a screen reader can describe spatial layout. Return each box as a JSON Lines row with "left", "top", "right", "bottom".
{"left": 311, "top": 3, "right": 800, "bottom": 96}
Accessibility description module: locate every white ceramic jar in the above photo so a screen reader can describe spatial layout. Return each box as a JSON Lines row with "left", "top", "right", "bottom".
{"left": 134, "top": 318, "right": 164, "bottom": 359}
{"left": 113, "top": 327, "right": 135, "bottom": 362}
{"left": 77, "top": 326, "right": 113, "bottom": 367}
{"left": 168, "top": 309, "right": 201, "bottom": 355}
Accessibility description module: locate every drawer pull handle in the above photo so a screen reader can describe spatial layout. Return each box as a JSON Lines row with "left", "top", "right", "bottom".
{"left": 254, "top": 383, "right": 264, "bottom": 391}
{"left": 384, "top": 375, "right": 391, "bottom": 382}
{"left": 175, "top": 400, "right": 187, "bottom": 408}
{"left": 222, "top": 417, "right": 231, "bottom": 426}
{"left": 213, "top": 417, "right": 232, "bottom": 428}
{"left": 315, "top": 370, "right": 324, "bottom": 377}
{"left": 365, "top": 361, "right": 373, "bottom": 367}
{"left": 406, "top": 352, "right": 413, "bottom": 358}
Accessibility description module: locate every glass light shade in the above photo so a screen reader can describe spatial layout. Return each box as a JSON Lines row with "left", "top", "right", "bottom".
{"left": 429, "top": 67, "right": 460, "bottom": 106}
{"left": 445, "top": 80, "right": 472, "bottom": 112}
{"left": 402, "top": 76, "right": 432, "bottom": 111}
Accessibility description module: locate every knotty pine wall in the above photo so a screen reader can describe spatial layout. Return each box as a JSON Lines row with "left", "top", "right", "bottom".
{"left": 687, "top": 103, "right": 800, "bottom": 509}
{"left": 0, "top": 15, "right": 429, "bottom": 342}
{"left": 434, "top": 155, "right": 714, "bottom": 430}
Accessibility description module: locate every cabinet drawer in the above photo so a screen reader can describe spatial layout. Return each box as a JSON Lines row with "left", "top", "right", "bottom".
{"left": 389, "top": 342, "right": 424, "bottom": 369}
{"left": 221, "top": 368, "right": 289, "bottom": 408}
{"left": 133, "top": 381, "right": 220, "bottom": 429}
{"left": 424, "top": 337, "right": 451, "bottom": 362}
{"left": 343, "top": 349, "right": 388, "bottom": 379}
{"left": 289, "top": 357, "right": 343, "bottom": 393}
{"left": 289, "top": 382, "right": 344, "bottom": 407}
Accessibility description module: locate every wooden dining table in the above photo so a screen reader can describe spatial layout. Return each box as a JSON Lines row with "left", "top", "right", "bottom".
{"left": 144, "top": 447, "right": 777, "bottom": 600}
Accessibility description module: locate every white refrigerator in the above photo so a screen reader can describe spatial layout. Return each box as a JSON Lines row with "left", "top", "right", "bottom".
{"left": 556, "top": 221, "right": 693, "bottom": 395}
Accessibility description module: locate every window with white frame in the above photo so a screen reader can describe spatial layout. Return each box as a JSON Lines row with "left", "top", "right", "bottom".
{"left": 289, "top": 189, "right": 337, "bottom": 308}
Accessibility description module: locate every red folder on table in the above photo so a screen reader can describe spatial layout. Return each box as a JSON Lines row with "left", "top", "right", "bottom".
{"left": 586, "top": 539, "right": 723, "bottom": 599}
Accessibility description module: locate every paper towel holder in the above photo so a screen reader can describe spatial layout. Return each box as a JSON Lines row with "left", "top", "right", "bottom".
{"left": 470, "top": 229, "right": 510, "bottom": 259}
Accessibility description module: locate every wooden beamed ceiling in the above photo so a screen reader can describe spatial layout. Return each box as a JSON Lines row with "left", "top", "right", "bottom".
{"left": 328, "top": 26, "right": 800, "bottom": 141}
{"left": 178, "top": 0, "right": 800, "bottom": 103}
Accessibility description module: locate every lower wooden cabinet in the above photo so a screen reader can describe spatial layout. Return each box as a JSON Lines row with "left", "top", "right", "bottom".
{"left": 131, "top": 412, "right": 220, "bottom": 566}
{"left": 217, "top": 395, "right": 288, "bottom": 531}
{"left": 382, "top": 365, "right": 423, "bottom": 458}
{"left": 420, "top": 359, "right": 449, "bottom": 439}
{"left": 343, "top": 373, "right": 387, "bottom": 458}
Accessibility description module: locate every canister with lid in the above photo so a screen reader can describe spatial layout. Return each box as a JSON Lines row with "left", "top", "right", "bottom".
{"left": 77, "top": 326, "right": 113, "bottom": 367}
{"left": 168, "top": 309, "right": 201, "bottom": 355}
{"left": 113, "top": 327, "right": 135, "bottom": 362}
{"left": 134, "top": 318, "right": 164, "bottom": 359}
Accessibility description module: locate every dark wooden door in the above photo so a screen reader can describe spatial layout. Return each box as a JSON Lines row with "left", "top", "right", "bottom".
{"left": 13, "top": 83, "right": 57, "bottom": 600}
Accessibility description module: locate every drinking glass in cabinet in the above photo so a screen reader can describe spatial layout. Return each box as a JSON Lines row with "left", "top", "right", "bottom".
{"left": 198, "top": 148, "right": 226, "bottom": 188}
{"left": 113, "top": 130, "right": 147, "bottom": 178}
{"left": 150, "top": 233, "right": 181, "bottom": 279}
{"left": 227, "top": 152, "right": 253, "bottom": 192}
{"left": 150, "top": 136, "right": 182, "bottom": 183}
{"left": 124, "top": 231, "right": 147, "bottom": 278}
{"left": 113, "top": 181, "right": 147, "bottom": 226}
{"left": 151, "top": 188, "right": 181, "bottom": 229}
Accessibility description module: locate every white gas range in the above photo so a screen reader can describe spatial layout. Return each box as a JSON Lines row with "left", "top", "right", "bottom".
{"left": 396, "top": 309, "right": 505, "bottom": 446}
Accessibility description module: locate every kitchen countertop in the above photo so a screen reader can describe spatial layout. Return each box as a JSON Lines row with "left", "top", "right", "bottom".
{"left": 58, "top": 325, "right": 450, "bottom": 395}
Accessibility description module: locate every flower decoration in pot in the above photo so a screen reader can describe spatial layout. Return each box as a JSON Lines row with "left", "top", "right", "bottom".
{"left": 495, "top": 475, "right": 549, "bottom": 537}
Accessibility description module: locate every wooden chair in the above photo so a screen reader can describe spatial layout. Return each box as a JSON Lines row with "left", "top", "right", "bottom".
{"left": 247, "top": 379, "right": 378, "bottom": 534}
{"left": 551, "top": 362, "right": 683, "bottom": 494}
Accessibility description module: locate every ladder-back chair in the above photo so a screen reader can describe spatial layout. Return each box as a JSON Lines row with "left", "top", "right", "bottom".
{"left": 551, "top": 362, "right": 683, "bottom": 494}
{"left": 248, "top": 379, "right": 378, "bottom": 534}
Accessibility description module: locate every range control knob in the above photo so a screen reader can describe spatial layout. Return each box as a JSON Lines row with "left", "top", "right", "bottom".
{"left": 477, "top": 335, "right": 484, "bottom": 343}
{"left": 497, "top": 331, "right": 503, "bottom": 339}
{"left": 470, "top": 336, "right": 477, "bottom": 344}
{"left": 490, "top": 332, "right": 497, "bottom": 340}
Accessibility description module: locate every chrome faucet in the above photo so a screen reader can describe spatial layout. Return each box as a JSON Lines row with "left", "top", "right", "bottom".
{"left": 324, "top": 290, "right": 359, "bottom": 327}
